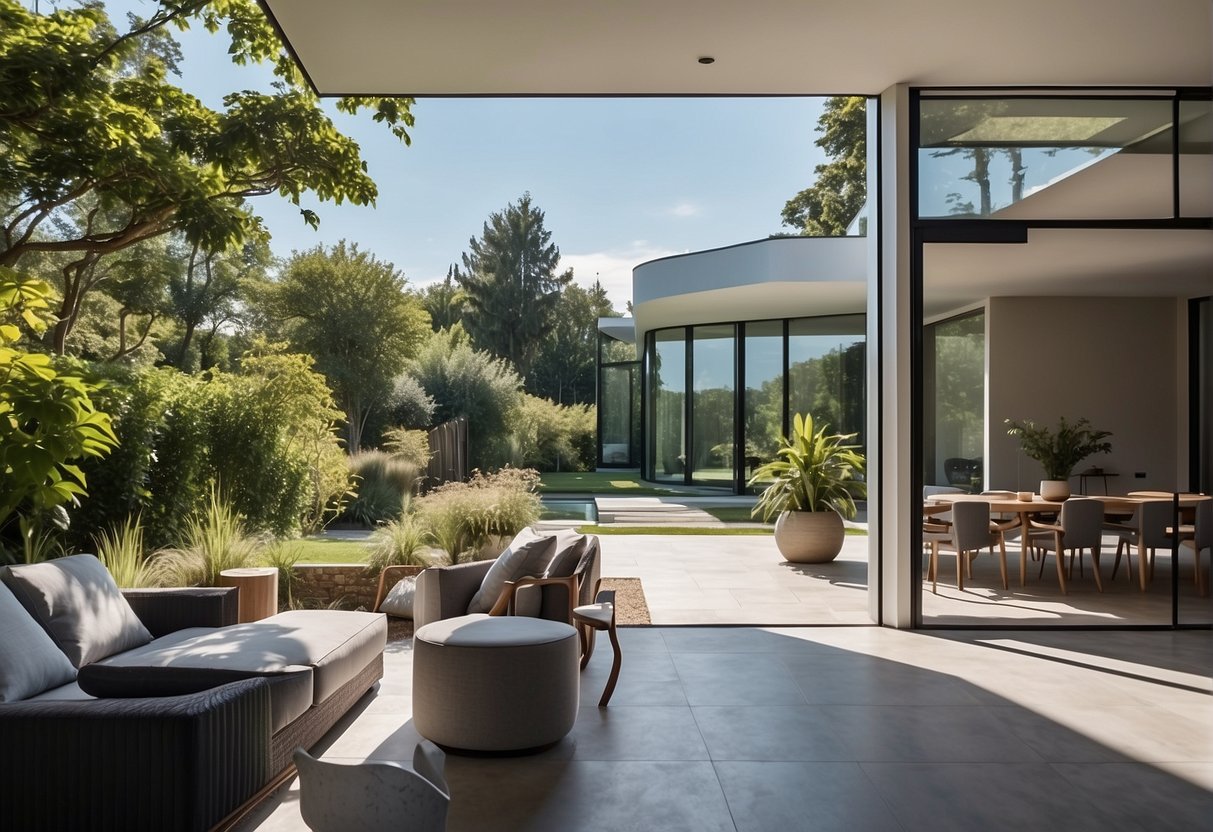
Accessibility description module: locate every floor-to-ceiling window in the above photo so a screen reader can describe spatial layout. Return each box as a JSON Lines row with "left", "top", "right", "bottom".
{"left": 788, "top": 315, "right": 867, "bottom": 454}
{"left": 743, "top": 320, "right": 785, "bottom": 484}
{"left": 923, "top": 311, "right": 985, "bottom": 492}
{"left": 690, "top": 325, "right": 736, "bottom": 484}
{"left": 598, "top": 333, "right": 640, "bottom": 468}
{"left": 650, "top": 328, "right": 686, "bottom": 482}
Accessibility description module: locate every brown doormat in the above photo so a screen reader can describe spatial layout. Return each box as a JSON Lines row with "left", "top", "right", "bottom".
{"left": 600, "top": 577, "right": 652, "bottom": 625}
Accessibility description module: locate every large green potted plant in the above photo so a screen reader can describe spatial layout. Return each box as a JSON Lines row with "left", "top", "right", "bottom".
{"left": 748, "top": 413, "right": 866, "bottom": 563}
{"left": 1004, "top": 416, "right": 1112, "bottom": 501}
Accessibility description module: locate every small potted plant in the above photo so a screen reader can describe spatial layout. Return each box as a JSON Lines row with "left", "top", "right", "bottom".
{"left": 748, "top": 413, "right": 866, "bottom": 563}
{"left": 1004, "top": 416, "right": 1112, "bottom": 501}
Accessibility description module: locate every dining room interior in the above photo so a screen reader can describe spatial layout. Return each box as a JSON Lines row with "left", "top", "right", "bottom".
{"left": 915, "top": 93, "right": 1213, "bottom": 627}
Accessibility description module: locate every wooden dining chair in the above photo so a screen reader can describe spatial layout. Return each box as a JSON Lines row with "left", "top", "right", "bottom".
{"left": 1107, "top": 500, "right": 1171, "bottom": 591}
{"left": 1178, "top": 498, "right": 1212, "bottom": 596}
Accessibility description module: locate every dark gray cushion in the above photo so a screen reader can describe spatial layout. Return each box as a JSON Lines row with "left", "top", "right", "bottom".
{"left": 0, "top": 582, "right": 77, "bottom": 702}
{"left": 543, "top": 530, "right": 589, "bottom": 578}
{"left": 2, "top": 554, "right": 152, "bottom": 667}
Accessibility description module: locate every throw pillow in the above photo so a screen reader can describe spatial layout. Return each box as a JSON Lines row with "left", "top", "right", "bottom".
{"left": 543, "top": 530, "right": 589, "bottom": 578}
{"left": 378, "top": 575, "right": 418, "bottom": 619}
{"left": 0, "top": 581, "right": 77, "bottom": 702}
{"left": 2, "top": 554, "right": 153, "bottom": 668}
{"left": 466, "top": 528, "right": 558, "bottom": 614}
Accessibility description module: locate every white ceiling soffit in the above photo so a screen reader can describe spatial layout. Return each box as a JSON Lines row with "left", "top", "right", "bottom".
{"left": 259, "top": 0, "right": 1212, "bottom": 96}
{"left": 923, "top": 228, "right": 1213, "bottom": 319}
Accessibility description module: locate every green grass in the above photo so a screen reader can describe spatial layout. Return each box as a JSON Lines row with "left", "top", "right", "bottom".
{"left": 540, "top": 472, "right": 697, "bottom": 496}
{"left": 275, "top": 538, "right": 374, "bottom": 564}
{"left": 701, "top": 506, "right": 769, "bottom": 524}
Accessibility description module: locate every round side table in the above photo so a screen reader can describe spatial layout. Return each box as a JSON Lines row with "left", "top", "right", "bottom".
{"left": 219, "top": 567, "right": 279, "bottom": 622}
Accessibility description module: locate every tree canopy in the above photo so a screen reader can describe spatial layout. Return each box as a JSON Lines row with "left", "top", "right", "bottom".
{"left": 0, "top": 0, "right": 414, "bottom": 352}
{"left": 781, "top": 96, "right": 867, "bottom": 236}
{"left": 529, "top": 280, "right": 617, "bottom": 405}
{"left": 261, "top": 242, "right": 430, "bottom": 451}
{"left": 455, "top": 193, "right": 573, "bottom": 377}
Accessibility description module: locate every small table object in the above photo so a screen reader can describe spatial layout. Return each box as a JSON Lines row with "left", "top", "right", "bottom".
{"left": 219, "top": 567, "right": 279, "bottom": 623}
{"left": 1076, "top": 469, "right": 1118, "bottom": 495}
{"left": 573, "top": 590, "right": 622, "bottom": 707}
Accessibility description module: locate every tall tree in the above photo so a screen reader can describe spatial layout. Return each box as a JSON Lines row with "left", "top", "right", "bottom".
{"left": 421, "top": 265, "right": 467, "bottom": 331}
{"left": 529, "top": 280, "right": 617, "bottom": 405}
{"left": 262, "top": 242, "right": 430, "bottom": 451}
{"left": 781, "top": 96, "right": 867, "bottom": 236}
{"left": 0, "top": 0, "right": 414, "bottom": 352}
{"left": 455, "top": 193, "right": 573, "bottom": 376}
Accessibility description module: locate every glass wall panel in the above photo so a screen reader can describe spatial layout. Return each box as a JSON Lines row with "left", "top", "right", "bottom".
{"left": 923, "top": 312, "right": 985, "bottom": 491}
{"left": 743, "top": 321, "right": 784, "bottom": 483}
{"left": 600, "top": 365, "right": 634, "bottom": 466}
{"left": 690, "top": 325, "right": 735, "bottom": 484}
{"left": 1179, "top": 99, "right": 1213, "bottom": 217}
{"left": 651, "top": 329, "right": 686, "bottom": 482}
{"left": 918, "top": 97, "right": 1174, "bottom": 220}
{"left": 788, "top": 315, "right": 866, "bottom": 450}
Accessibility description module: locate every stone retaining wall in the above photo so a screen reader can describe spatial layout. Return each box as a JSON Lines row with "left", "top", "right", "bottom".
{"left": 292, "top": 563, "right": 377, "bottom": 610}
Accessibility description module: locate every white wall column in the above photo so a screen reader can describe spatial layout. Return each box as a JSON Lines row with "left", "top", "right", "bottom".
{"left": 868, "top": 83, "right": 915, "bottom": 627}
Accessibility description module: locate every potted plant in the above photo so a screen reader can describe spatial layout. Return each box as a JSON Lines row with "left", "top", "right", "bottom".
{"left": 748, "top": 413, "right": 866, "bottom": 563}
{"left": 1004, "top": 417, "right": 1112, "bottom": 501}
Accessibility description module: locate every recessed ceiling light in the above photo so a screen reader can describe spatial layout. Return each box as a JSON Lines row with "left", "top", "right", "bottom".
{"left": 697, "top": 56, "right": 715, "bottom": 65}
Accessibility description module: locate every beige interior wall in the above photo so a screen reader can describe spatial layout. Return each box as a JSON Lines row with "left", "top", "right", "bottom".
{"left": 986, "top": 296, "right": 1180, "bottom": 494}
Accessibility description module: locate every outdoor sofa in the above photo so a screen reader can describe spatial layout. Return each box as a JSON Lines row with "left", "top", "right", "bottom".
{"left": 0, "top": 554, "right": 386, "bottom": 832}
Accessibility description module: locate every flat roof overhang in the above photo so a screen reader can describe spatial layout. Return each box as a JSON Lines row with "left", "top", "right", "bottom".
{"left": 258, "top": 0, "right": 1212, "bottom": 97}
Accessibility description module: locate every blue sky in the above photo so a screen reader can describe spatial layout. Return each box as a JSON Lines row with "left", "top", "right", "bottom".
{"left": 99, "top": 0, "right": 828, "bottom": 309}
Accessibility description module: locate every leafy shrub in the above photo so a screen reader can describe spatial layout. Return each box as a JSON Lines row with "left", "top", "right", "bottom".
{"left": 409, "top": 327, "right": 523, "bottom": 470}
{"left": 0, "top": 271, "right": 118, "bottom": 553}
{"left": 149, "top": 489, "right": 264, "bottom": 587}
{"left": 381, "top": 426, "right": 433, "bottom": 468}
{"left": 73, "top": 346, "right": 346, "bottom": 547}
{"left": 93, "top": 514, "right": 157, "bottom": 588}
{"left": 339, "top": 450, "right": 421, "bottom": 527}
{"left": 415, "top": 467, "right": 540, "bottom": 564}
{"left": 509, "top": 394, "right": 596, "bottom": 472}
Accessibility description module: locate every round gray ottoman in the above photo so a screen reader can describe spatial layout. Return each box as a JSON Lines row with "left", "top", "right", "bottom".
{"left": 412, "top": 614, "right": 579, "bottom": 753}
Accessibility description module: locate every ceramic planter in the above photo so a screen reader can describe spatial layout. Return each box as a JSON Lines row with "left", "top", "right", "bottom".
{"left": 774, "top": 510, "right": 845, "bottom": 563}
{"left": 1040, "top": 480, "right": 1071, "bottom": 501}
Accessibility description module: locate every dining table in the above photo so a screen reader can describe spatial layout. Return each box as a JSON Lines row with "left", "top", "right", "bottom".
{"left": 925, "top": 492, "right": 1212, "bottom": 592}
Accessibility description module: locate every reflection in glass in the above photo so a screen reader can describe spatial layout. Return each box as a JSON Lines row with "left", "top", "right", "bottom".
{"left": 651, "top": 329, "right": 686, "bottom": 482}
{"left": 918, "top": 97, "right": 1174, "bottom": 220}
{"left": 600, "top": 335, "right": 637, "bottom": 365}
{"left": 691, "top": 325, "right": 735, "bottom": 484}
{"left": 1180, "top": 98, "right": 1213, "bottom": 217}
{"left": 600, "top": 366, "right": 634, "bottom": 466}
{"left": 924, "top": 312, "right": 985, "bottom": 491}
{"left": 788, "top": 316, "right": 866, "bottom": 452}
{"left": 744, "top": 321, "right": 784, "bottom": 483}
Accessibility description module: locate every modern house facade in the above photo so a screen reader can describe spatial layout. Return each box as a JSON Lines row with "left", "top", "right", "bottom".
{"left": 259, "top": 0, "right": 1213, "bottom": 629}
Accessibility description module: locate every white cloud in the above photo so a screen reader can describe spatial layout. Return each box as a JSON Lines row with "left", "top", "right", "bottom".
{"left": 667, "top": 201, "right": 701, "bottom": 218}
{"left": 560, "top": 244, "right": 684, "bottom": 312}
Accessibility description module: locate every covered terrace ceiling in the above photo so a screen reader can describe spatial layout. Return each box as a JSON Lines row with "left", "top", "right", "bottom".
{"left": 259, "top": 0, "right": 1211, "bottom": 96}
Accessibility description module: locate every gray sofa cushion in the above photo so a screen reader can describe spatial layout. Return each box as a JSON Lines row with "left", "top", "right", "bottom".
{"left": 543, "top": 530, "right": 589, "bottom": 578}
{"left": 81, "top": 610, "right": 387, "bottom": 709}
{"left": 378, "top": 575, "right": 417, "bottom": 619}
{"left": 466, "top": 529, "right": 558, "bottom": 614}
{"left": 1, "top": 554, "right": 152, "bottom": 667}
{"left": 0, "top": 582, "right": 77, "bottom": 702}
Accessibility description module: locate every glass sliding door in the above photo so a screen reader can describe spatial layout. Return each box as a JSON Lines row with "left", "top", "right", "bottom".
{"left": 690, "top": 325, "right": 735, "bottom": 485}
{"left": 923, "top": 312, "right": 985, "bottom": 492}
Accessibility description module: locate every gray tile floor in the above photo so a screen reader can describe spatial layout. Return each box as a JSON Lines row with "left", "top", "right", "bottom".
{"left": 238, "top": 626, "right": 1212, "bottom": 832}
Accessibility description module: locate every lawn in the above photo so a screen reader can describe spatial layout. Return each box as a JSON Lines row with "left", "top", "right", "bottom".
{"left": 540, "top": 471, "right": 699, "bottom": 496}
{"left": 277, "top": 537, "right": 374, "bottom": 564}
